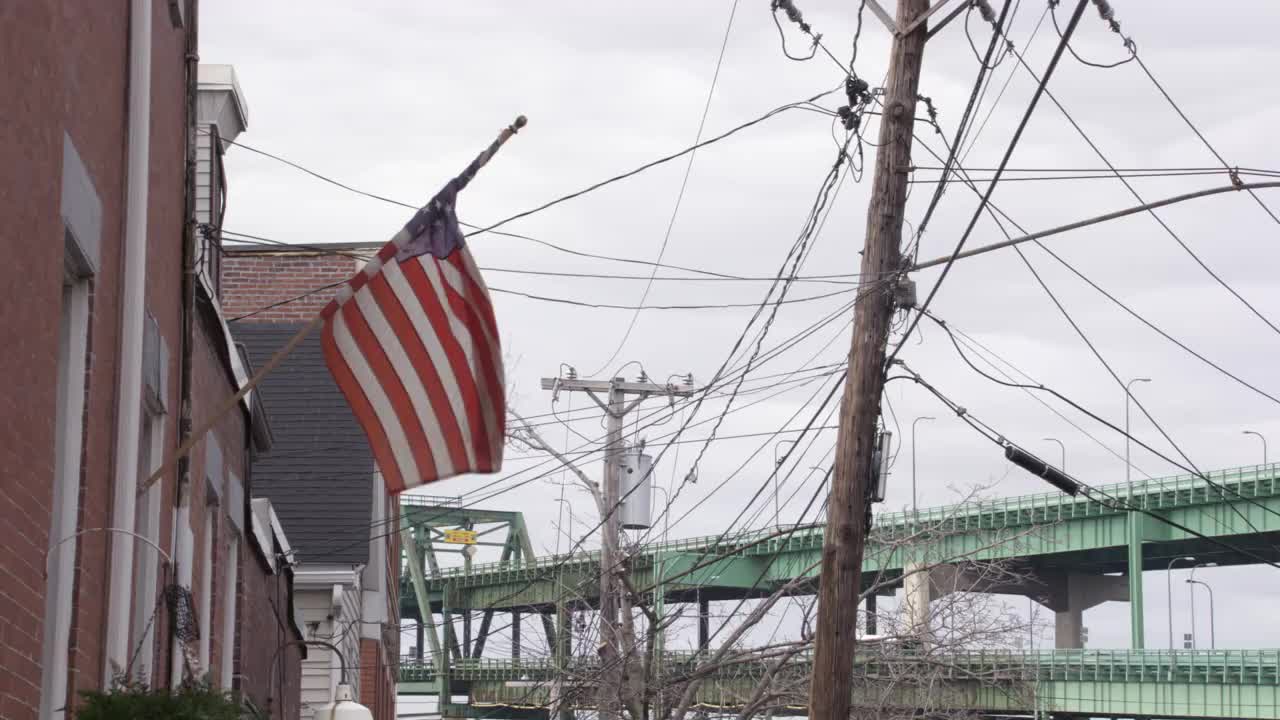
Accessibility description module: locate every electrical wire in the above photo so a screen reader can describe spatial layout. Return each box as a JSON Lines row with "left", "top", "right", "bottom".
{"left": 978, "top": 9, "right": 1280, "bottom": 340}
{"left": 889, "top": 0, "right": 1091, "bottom": 363}
{"left": 588, "top": 0, "right": 742, "bottom": 376}
{"left": 898, "top": 365, "right": 1280, "bottom": 569}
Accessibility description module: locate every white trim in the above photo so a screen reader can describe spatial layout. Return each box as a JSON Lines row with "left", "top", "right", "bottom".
{"left": 105, "top": 0, "right": 153, "bottom": 680}
{"left": 130, "top": 411, "right": 165, "bottom": 684}
{"left": 219, "top": 535, "right": 239, "bottom": 690}
{"left": 198, "top": 504, "right": 215, "bottom": 670}
{"left": 293, "top": 566, "right": 362, "bottom": 589}
{"left": 39, "top": 279, "right": 89, "bottom": 720}
{"left": 170, "top": 483, "right": 194, "bottom": 687}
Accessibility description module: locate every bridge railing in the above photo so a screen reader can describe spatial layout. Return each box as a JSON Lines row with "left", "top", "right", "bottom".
{"left": 408, "top": 464, "right": 1279, "bottom": 580}
{"left": 397, "top": 649, "right": 1280, "bottom": 685}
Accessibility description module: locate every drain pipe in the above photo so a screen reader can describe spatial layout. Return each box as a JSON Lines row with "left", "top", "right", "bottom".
{"left": 167, "top": 0, "right": 201, "bottom": 687}
{"left": 103, "top": 0, "right": 152, "bottom": 683}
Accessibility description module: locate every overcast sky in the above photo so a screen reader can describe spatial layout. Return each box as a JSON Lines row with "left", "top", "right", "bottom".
{"left": 203, "top": 0, "right": 1280, "bottom": 660}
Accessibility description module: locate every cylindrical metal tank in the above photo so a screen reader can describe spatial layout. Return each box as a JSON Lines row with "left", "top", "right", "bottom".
{"left": 619, "top": 446, "right": 654, "bottom": 530}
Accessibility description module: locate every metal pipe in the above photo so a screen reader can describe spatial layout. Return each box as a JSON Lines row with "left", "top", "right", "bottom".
{"left": 911, "top": 416, "right": 935, "bottom": 518}
{"left": 1166, "top": 556, "right": 1194, "bottom": 649}
{"left": 910, "top": 181, "right": 1280, "bottom": 271}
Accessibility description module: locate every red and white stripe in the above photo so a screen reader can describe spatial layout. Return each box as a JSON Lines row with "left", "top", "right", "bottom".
{"left": 320, "top": 236, "right": 504, "bottom": 494}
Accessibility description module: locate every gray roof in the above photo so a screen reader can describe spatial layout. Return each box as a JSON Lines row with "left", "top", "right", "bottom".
{"left": 235, "top": 322, "right": 373, "bottom": 566}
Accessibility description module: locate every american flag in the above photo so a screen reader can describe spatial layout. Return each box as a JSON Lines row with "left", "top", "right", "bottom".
{"left": 320, "top": 147, "right": 507, "bottom": 494}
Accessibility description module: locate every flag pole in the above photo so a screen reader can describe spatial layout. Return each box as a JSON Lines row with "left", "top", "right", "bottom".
{"left": 138, "top": 115, "right": 528, "bottom": 496}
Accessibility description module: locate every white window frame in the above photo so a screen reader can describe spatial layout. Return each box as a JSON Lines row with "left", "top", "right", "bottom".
{"left": 198, "top": 502, "right": 216, "bottom": 671}
{"left": 219, "top": 529, "right": 239, "bottom": 690}
{"left": 130, "top": 408, "right": 165, "bottom": 683}
{"left": 39, "top": 269, "right": 90, "bottom": 720}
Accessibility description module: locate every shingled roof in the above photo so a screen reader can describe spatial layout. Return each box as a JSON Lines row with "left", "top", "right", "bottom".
{"left": 236, "top": 322, "right": 373, "bottom": 566}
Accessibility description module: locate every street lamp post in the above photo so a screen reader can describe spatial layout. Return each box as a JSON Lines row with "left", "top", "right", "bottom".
{"left": 554, "top": 498, "right": 575, "bottom": 550}
{"left": 773, "top": 440, "right": 797, "bottom": 528}
{"left": 1125, "top": 378, "right": 1152, "bottom": 492}
{"left": 1187, "top": 579, "right": 1216, "bottom": 650}
{"left": 651, "top": 486, "right": 672, "bottom": 543}
{"left": 1166, "top": 556, "right": 1195, "bottom": 649}
{"left": 1043, "top": 437, "right": 1065, "bottom": 471}
{"left": 1187, "top": 563, "right": 1216, "bottom": 649}
{"left": 1244, "top": 430, "right": 1268, "bottom": 466}
{"left": 912, "top": 416, "right": 936, "bottom": 518}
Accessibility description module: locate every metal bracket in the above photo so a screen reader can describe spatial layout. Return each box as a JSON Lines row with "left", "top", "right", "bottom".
{"left": 864, "top": 0, "right": 900, "bottom": 34}
{"left": 867, "top": 0, "right": 961, "bottom": 37}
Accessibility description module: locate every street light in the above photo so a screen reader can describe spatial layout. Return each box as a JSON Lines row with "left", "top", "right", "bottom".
{"left": 1166, "top": 556, "right": 1195, "bottom": 649}
{"left": 650, "top": 485, "right": 673, "bottom": 542}
{"left": 1042, "top": 438, "right": 1065, "bottom": 472}
{"left": 269, "top": 640, "right": 373, "bottom": 719}
{"left": 1188, "top": 562, "right": 1216, "bottom": 649}
{"left": 1187, "top": 579, "right": 1216, "bottom": 650}
{"left": 553, "top": 497, "right": 576, "bottom": 550}
{"left": 1124, "top": 378, "right": 1152, "bottom": 491}
{"left": 912, "top": 416, "right": 936, "bottom": 518}
{"left": 1243, "top": 430, "right": 1268, "bottom": 466}
{"left": 773, "top": 441, "right": 797, "bottom": 527}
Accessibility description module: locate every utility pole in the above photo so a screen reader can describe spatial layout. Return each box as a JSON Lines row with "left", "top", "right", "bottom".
{"left": 809, "top": 1, "right": 929, "bottom": 719}
{"left": 540, "top": 374, "right": 694, "bottom": 720}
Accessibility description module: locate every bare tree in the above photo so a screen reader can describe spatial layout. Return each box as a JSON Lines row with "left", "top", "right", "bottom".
{"left": 498, "top": 413, "right": 1045, "bottom": 720}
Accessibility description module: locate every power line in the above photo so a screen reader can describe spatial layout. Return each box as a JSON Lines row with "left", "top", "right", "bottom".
{"left": 910, "top": 0, "right": 1014, "bottom": 254}
{"left": 903, "top": 130, "right": 1280, "bottom": 534}
{"left": 462, "top": 87, "right": 842, "bottom": 240}
{"left": 589, "top": 0, "right": 742, "bottom": 376}
{"left": 978, "top": 10, "right": 1280, "bottom": 340}
{"left": 898, "top": 365, "right": 1280, "bottom": 570}
{"left": 958, "top": 2, "right": 1051, "bottom": 164}
{"left": 888, "top": 0, "right": 1091, "bottom": 364}
{"left": 220, "top": 228, "right": 870, "bottom": 284}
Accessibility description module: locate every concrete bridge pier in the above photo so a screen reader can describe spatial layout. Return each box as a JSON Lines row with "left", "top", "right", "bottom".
{"left": 1040, "top": 572, "right": 1129, "bottom": 649}
{"left": 903, "top": 563, "right": 1129, "bottom": 650}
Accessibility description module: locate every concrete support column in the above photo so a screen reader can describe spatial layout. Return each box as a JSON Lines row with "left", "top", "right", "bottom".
{"left": 903, "top": 563, "right": 931, "bottom": 638}
{"left": 1043, "top": 572, "right": 1129, "bottom": 649}
{"left": 698, "top": 597, "right": 710, "bottom": 654}
{"left": 512, "top": 611, "right": 521, "bottom": 659}
{"left": 865, "top": 593, "right": 878, "bottom": 635}
{"left": 1054, "top": 604, "right": 1083, "bottom": 649}
{"left": 1127, "top": 512, "right": 1146, "bottom": 648}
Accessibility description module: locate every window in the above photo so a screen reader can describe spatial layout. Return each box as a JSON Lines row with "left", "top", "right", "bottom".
{"left": 130, "top": 409, "right": 164, "bottom": 683}
{"left": 219, "top": 531, "right": 239, "bottom": 690}
{"left": 39, "top": 274, "right": 90, "bottom": 720}
{"left": 198, "top": 502, "right": 217, "bottom": 671}
{"left": 41, "top": 130, "right": 99, "bottom": 720}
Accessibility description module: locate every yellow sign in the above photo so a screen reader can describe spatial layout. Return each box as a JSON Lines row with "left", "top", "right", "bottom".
{"left": 443, "top": 529, "right": 477, "bottom": 545}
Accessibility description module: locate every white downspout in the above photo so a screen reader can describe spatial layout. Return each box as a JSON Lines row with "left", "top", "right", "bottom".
{"left": 104, "top": 0, "right": 152, "bottom": 683}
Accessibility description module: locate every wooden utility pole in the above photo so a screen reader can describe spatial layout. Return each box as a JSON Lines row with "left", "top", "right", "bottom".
{"left": 539, "top": 375, "right": 695, "bottom": 720}
{"left": 809, "top": 1, "right": 929, "bottom": 719}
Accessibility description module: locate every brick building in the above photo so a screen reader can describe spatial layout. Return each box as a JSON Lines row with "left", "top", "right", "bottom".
{"left": 226, "top": 243, "right": 401, "bottom": 720}
{"left": 0, "top": 3, "right": 303, "bottom": 718}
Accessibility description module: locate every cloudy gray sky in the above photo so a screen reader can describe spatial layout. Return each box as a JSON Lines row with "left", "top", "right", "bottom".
{"left": 203, "top": 0, "right": 1280, "bottom": 660}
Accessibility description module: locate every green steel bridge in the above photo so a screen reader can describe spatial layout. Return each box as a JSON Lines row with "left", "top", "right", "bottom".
{"left": 397, "top": 463, "right": 1280, "bottom": 718}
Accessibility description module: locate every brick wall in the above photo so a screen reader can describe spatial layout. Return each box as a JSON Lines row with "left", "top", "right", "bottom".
{"left": 221, "top": 247, "right": 375, "bottom": 323}
{"left": 0, "top": 2, "right": 193, "bottom": 717}
{"left": 358, "top": 638, "right": 396, "bottom": 720}
{"left": 223, "top": 244, "right": 399, "bottom": 718}
{"left": 237, "top": 530, "right": 303, "bottom": 720}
